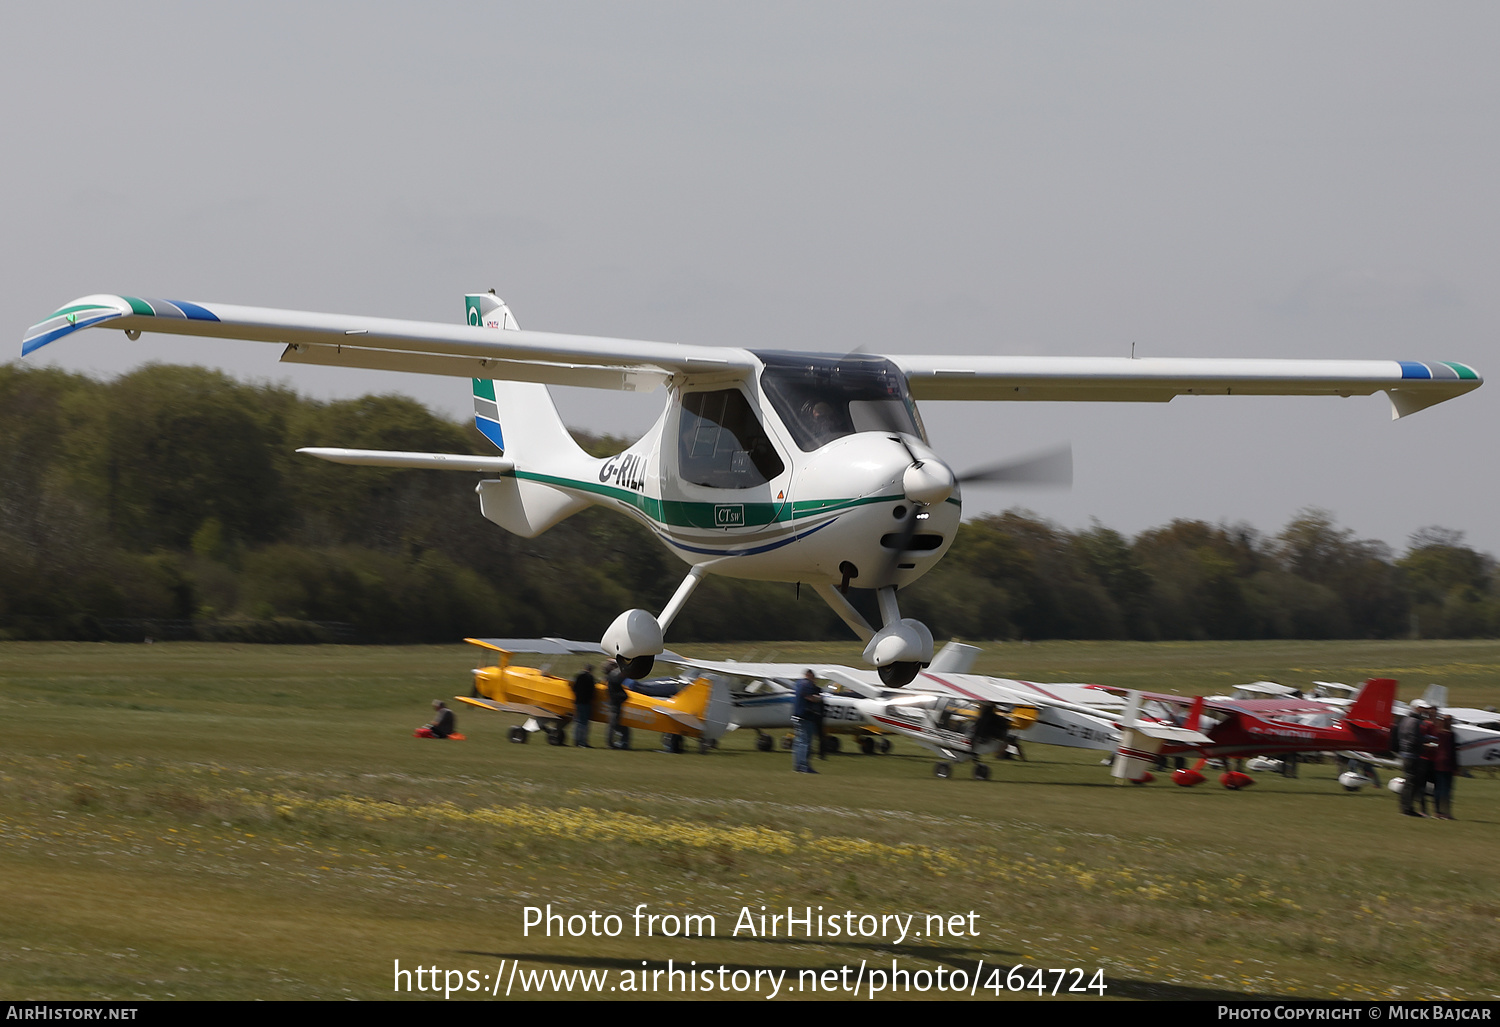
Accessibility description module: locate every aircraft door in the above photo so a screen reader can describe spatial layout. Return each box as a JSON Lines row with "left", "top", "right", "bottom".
{"left": 663, "top": 387, "right": 790, "bottom": 534}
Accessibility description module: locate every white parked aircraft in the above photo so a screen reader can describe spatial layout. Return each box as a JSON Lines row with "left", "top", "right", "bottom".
{"left": 23, "top": 291, "right": 1482, "bottom": 682}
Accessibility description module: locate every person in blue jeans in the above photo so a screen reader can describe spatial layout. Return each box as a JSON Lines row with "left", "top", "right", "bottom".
{"left": 792, "top": 670, "right": 824, "bottom": 773}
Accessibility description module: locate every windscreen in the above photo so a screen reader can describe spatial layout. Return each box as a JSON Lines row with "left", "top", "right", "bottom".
{"left": 755, "top": 351, "right": 926, "bottom": 452}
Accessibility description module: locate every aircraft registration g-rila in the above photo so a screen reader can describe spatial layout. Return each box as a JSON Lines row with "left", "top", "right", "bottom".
{"left": 23, "top": 292, "right": 1483, "bottom": 683}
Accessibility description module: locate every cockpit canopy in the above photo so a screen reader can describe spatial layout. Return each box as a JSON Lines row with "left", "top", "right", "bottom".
{"left": 755, "top": 351, "right": 927, "bottom": 452}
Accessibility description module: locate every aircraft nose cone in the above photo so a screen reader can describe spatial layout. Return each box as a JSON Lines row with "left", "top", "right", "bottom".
{"left": 903, "top": 459, "right": 955, "bottom": 505}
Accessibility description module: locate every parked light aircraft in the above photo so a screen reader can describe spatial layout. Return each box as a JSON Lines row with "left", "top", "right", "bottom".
{"left": 1110, "top": 679, "right": 1400, "bottom": 787}
{"left": 458, "top": 637, "right": 732, "bottom": 753}
{"left": 660, "top": 644, "right": 1124, "bottom": 775}
{"left": 23, "top": 292, "right": 1482, "bottom": 684}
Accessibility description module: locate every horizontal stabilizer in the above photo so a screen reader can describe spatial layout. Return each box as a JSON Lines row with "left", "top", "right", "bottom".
{"left": 1127, "top": 722, "right": 1214, "bottom": 746}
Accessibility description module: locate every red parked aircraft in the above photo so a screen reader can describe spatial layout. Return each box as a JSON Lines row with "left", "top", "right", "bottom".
{"left": 1110, "top": 678, "right": 1397, "bottom": 789}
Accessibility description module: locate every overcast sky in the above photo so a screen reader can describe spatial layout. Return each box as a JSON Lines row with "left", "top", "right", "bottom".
{"left": 6, "top": 3, "right": 1497, "bottom": 556}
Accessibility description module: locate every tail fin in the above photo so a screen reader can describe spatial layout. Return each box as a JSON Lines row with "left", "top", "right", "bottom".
{"left": 928, "top": 642, "right": 981, "bottom": 674}
{"left": 465, "top": 293, "right": 596, "bottom": 537}
{"left": 1420, "top": 682, "right": 1449, "bottom": 710}
{"left": 1182, "top": 695, "right": 1205, "bottom": 734}
{"left": 1347, "top": 678, "right": 1397, "bottom": 729}
{"left": 658, "top": 676, "right": 734, "bottom": 742}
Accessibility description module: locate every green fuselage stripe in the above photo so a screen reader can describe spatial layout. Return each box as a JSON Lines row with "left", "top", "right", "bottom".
{"left": 508, "top": 469, "right": 904, "bottom": 531}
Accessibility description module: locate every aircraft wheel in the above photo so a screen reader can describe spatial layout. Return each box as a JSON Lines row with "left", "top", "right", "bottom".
{"left": 663, "top": 733, "right": 684, "bottom": 754}
{"left": 859, "top": 736, "right": 876, "bottom": 756}
{"left": 878, "top": 661, "right": 921, "bottom": 687}
{"left": 508, "top": 727, "right": 528, "bottom": 744}
{"left": 546, "top": 728, "right": 565, "bottom": 746}
{"left": 934, "top": 762, "right": 952, "bottom": 779}
{"left": 755, "top": 733, "right": 773, "bottom": 753}
{"left": 821, "top": 734, "right": 841, "bottom": 755}
{"left": 620, "top": 655, "right": 655, "bottom": 679}
{"left": 974, "top": 763, "right": 991, "bottom": 781}
{"left": 878, "top": 738, "right": 892, "bottom": 754}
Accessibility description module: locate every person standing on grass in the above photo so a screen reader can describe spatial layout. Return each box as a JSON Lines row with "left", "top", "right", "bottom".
{"left": 1397, "top": 700, "right": 1434, "bottom": 817}
{"left": 1430, "top": 714, "right": 1459, "bottom": 820}
{"left": 572, "top": 664, "right": 597, "bottom": 748}
{"left": 605, "top": 658, "right": 629, "bottom": 749}
{"left": 792, "top": 669, "right": 823, "bottom": 774}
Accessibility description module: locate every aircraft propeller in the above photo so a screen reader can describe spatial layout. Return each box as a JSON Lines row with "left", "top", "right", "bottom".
{"left": 875, "top": 440, "right": 1073, "bottom": 587}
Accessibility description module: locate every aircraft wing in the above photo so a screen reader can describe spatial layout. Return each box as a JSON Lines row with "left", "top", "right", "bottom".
{"left": 23, "top": 295, "right": 756, "bottom": 392}
{"left": 454, "top": 695, "right": 560, "bottom": 719}
{"left": 888, "top": 354, "right": 1481, "bottom": 419}
{"left": 466, "top": 637, "right": 689, "bottom": 663}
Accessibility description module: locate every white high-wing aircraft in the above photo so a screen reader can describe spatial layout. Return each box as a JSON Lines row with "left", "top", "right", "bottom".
{"left": 23, "top": 291, "right": 1482, "bottom": 683}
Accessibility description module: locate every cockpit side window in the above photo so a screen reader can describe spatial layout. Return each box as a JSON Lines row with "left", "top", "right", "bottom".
{"left": 678, "top": 389, "right": 785, "bottom": 489}
{"left": 755, "top": 351, "right": 926, "bottom": 452}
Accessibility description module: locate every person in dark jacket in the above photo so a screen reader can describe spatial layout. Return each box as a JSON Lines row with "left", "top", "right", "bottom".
{"left": 1396, "top": 700, "right": 1435, "bottom": 817}
{"left": 792, "top": 670, "right": 823, "bottom": 773}
{"left": 604, "top": 659, "right": 630, "bottom": 749}
{"left": 572, "top": 665, "right": 597, "bottom": 747}
{"left": 424, "top": 700, "right": 455, "bottom": 739}
{"left": 1430, "top": 714, "right": 1460, "bottom": 820}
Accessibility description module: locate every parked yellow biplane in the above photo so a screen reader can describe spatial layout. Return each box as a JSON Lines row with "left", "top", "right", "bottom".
{"left": 457, "top": 638, "right": 732, "bottom": 753}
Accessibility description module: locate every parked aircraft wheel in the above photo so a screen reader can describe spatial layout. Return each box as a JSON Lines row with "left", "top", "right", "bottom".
{"left": 755, "top": 733, "right": 774, "bottom": 753}
{"left": 663, "top": 733, "right": 684, "bottom": 754}
{"left": 878, "top": 661, "right": 920, "bottom": 687}
{"left": 934, "top": 762, "right": 952, "bottom": 779}
{"left": 878, "top": 738, "right": 892, "bottom": 754}
{"left": 859, "top": 736, "right": 876, "bottom": 756}
{"left": 974, "top": 763, "right": 991, "bottom": 781}
{"left": 548, "top": 728, "right": 568, "bottom": 746}
{"left": 508, "top": 727, "right": 528, "bottom": 744}
{"left": 821, "top": 735, "right": 841, "bottom": 755}
{"left": 620, "top": 655, "right": 655, "bottom": 679}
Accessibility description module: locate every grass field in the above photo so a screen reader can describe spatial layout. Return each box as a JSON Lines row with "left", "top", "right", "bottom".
{"left": 2, "top": 639, "right": 1497, "bottom": 1002}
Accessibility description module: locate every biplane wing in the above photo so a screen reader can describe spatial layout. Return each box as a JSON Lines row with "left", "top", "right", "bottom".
{"left": 455, "top": 695, "right": 561, "bottom": 719}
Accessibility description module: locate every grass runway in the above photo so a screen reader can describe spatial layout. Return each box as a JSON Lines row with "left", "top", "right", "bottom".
{"left": 1, "top": 639, "right": 1497, "bottom": 1001}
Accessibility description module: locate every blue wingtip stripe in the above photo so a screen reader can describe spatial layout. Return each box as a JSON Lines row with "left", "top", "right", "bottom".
{"left": 21, "top": 312, "right": 122, "bottom": 355}
{"left": 1398, "top": 361, "right": 1432, "bottom": 379}
{"left": 172, "top": 300, "right": 219, "bottom": 322}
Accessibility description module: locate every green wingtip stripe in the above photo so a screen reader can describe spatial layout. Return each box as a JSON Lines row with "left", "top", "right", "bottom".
{"left": 1441, "top": 362, "right": 1480, "bottom": 381}
{"left": 123, "top": 296, "right": 155, "bottom": 316}
{"left": 48, "top": 303, "right": 118, "bottom": 320}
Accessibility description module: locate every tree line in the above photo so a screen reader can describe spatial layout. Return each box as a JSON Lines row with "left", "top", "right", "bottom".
{"left": 2, "top": 363, "right": 1495, "bottom": 643}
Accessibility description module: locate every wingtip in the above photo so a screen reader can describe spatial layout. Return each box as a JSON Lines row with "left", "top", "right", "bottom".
{"left": 21, "top": 294, "right": 132, "bottom": 356}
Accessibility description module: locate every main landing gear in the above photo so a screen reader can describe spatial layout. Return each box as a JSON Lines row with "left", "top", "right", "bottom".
{"left": 933, "top": 761, "right": 990, "bottom": 780}
{"left": 601, "top": 564, "right": 939, "bottom": 688}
